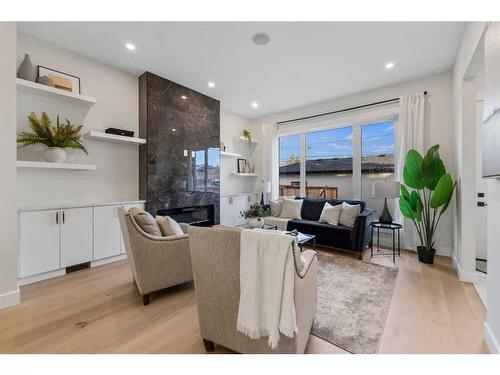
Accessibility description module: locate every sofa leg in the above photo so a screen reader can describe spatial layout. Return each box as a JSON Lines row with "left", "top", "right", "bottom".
{"left": 203, "top": 339, "right": 215, "bottom": 352}
{"left": 143, "top": 294, "right": 150, "bottom": 306}
{"left": 358, "top": 252, "right": 363, "bottom": 260}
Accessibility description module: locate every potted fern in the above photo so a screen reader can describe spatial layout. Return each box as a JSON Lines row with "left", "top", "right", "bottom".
{"left": 17, "top": 112, "right": 88, "bottom": 163}
{"left": 399, "top": 145, "right": 456, "bottom": 264}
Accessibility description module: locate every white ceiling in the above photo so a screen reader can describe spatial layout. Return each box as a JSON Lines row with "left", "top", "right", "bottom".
{"left": 18, "top": 22, "right": 464, "bottom": 119}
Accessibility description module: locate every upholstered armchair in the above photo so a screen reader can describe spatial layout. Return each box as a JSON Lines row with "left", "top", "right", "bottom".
{"left": 118, "top": 208, "right": 193, "bottom": 305}
{"left": 188, "top": 225, "right": 318, "bottom": 354}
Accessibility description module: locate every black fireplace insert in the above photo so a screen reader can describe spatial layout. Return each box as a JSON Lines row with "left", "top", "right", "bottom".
{"left": 157, "top": 204, "right": 214, "bottom": 227}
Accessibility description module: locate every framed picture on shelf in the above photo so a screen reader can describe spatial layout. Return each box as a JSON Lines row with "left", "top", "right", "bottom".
{"left": 38, "top": 66, "right": 81, "bottom": 94}
{"left": 237, "top": 158, "right": 247, "bottom": 173}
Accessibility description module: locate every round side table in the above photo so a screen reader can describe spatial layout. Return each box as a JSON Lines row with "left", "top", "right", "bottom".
{"left": 370, "top": 222, "right": 402, "bottom": 263}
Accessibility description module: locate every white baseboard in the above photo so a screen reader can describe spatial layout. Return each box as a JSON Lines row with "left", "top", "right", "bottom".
{"left": 485, "top": 322, "right": 500, "bottom": 354}
{"left": 0, "top": 288, "right": 20, "bottom": 309}
{"left": 436, "top": 246, "right": 451, "bottom": 257}
{"left": 19, "top": 269, "right": 66, "bottom": 286}
{"left": 452, "top": 253, "right": 476, "bottom": 282}
{"left": 91, "top": 253, "right": 127, "bottom": 268}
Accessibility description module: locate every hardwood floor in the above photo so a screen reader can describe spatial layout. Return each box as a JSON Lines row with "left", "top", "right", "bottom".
{"left": 0, "top": 248, "right": 488, "bottom": 354}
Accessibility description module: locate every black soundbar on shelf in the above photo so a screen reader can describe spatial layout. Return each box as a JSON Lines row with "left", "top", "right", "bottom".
{"left": 105, "top": 128, "right": 135, "bottom": 137}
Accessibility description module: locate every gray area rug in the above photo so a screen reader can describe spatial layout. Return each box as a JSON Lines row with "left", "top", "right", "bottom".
{"left": 311, "top": 253, "right": 398, "bottom": 354}
{"left": 476, "top": 258, "right": 487, "bottom": 274}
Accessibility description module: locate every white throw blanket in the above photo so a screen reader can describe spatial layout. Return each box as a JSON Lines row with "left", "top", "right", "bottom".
{"left": 237, "top": 228, "right": 298, "bottom": 349}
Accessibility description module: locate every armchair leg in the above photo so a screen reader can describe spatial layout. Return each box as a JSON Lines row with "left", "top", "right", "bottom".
{"left": 143, "top": 294, "right": 151, "bottom": 306}
{"left": 203, "top": 339, "right": 215, "bottom": 352}
{"left": 358, "top": 251, "right": 363, "bottom": 260}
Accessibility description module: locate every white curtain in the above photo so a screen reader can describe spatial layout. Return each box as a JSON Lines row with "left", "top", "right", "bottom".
{"left": 264, "top": 123, "right": 279, "bottom": 199}
{"left": 396, "top": 93, "right": 425, "bottom": 250}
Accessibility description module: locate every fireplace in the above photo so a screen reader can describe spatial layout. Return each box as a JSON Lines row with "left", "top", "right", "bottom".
{"left": 157, "top": 204, "right": 215, "bottom": 227}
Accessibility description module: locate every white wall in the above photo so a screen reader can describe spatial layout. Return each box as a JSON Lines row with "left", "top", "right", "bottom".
{"left": 0, "top": 23, "right": 20, "bottom": 309}
{"left": 252, "top": 70, "right": 454, "bottom": 253}
{"left": 16, "top": 34, "right": 139, "bottom": 208}
{"left": 220, "top": 108, "right": 260, "bottom": 196}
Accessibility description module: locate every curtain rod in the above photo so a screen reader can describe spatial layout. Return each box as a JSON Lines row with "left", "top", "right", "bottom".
{"left": 276, "top": 91, "right": 428, "bottom": 126}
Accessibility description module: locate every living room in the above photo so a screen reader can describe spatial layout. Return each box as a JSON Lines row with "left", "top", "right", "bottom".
{"left": 0, "top": 2, "right": 499, "bottom": 373}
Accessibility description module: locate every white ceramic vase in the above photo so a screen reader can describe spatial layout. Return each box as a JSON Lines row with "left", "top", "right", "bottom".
{"left": 44, "top": 147, "right": 67, "bottom": 163}
{"left": 247, "top": 217, "right": 264, "bottom": 228}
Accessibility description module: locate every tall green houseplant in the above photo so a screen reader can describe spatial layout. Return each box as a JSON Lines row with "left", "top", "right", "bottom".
{"left": 399, "top": 144, "right": 456, "bottom": 264}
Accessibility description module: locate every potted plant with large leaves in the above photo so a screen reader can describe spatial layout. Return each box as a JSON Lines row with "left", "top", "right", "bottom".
{"left": 399, "top": 145, "right": 456, "bottom": 264}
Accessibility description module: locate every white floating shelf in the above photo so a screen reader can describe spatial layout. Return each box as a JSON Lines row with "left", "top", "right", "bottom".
{"left": 234, "top": 136, "right": 259, "bottom": 144}
{"left": 85, "top": 130, "right": 146, "bottom": 145}
{"left": 220, "top": 151, "right": 242, "bottom": 157}
{"left": 231, "top": 173, "right": 258, "bottom": 177}
{"left": 17, "top": 78, "right": 97, "bottom": 105}
{"left": 17, "top": 161, "right": 96, "bottom": 170}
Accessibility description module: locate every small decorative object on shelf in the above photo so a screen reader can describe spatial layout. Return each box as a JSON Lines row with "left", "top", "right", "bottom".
{"left": 36, "top": 75, "right": 55, "bottom": 87}
{"left": 237, "top": 158, "right": 247, "bottom": 173}
{"left": 17, "top": 54, "right": 36, "bottom": 82}
{"left": 105, "top": 127, "right": 134, "bottom": 137}
{"left": 220, "top": 141, "right": 226, "bottom": 152}
{"left": 240, "top": 203, "right": 271, "bottom": 228}
{"left": 17, "top": 112, "right": 88, "bottom": 163}
{"left": 242, "top": 128, "right": 252, "bottom": 143}
{"left": 38, "top": 66, "right": 81, "bottom": 94}
{"left": 243, "top": 162, "right": 251, "bottom": 174}
{"left": 399, "top": 144, "right": 456, "bottom": 264}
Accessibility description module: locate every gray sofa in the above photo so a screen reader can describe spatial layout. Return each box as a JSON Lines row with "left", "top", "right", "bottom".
{"left": 188, "top": 225, "right": 318, "bottom": 353}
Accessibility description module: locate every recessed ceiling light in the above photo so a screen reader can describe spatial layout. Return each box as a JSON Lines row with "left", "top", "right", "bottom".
{"left": 385, "top": 62, "right": 395, "bottom": 69}
{"left": 181, "top": 95, "right": 187, "bottom": 100}
{"left": 125, "top": 43, "right": 136, "bottom": 51}
{"left": 172, "top": 128, "right": 176, "bottom": 132}
{"left": 252, "top": 33, "right": 270, "bottom": 46}
{"left": 251, "top": 102, "right": 259, "bottom": 109}
{"left": 208, "top": 81, "right": 215, "bottom": 88}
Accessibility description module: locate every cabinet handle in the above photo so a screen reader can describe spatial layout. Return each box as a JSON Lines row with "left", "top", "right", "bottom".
{"left": 62, "top": 211, "right": 65, "bottom": 224}
{"left": 56, "top": 212, "right": 59, "bottom": 224}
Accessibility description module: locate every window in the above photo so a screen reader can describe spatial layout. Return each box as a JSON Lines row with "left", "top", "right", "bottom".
{"left": 361, "top": 121, "right": 395, "bottom": 213}
{"left": 305, "top": 127, "right": 353, "bottom": 199}
{"left": 279, "top": 134, "right": 301, "bottom": 197}
{"left": 276, "top": 115, "right": 397, "bottom": 211}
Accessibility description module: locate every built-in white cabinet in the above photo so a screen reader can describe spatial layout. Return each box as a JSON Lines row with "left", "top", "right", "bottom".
{"left": 19, "top": 210, "right": 60, "bottom": 278}
{"left": 60, "top": 207, "right": 93, "bottom": 267}
{"left": 220, "top": 194, "right": 259, "bottom": 226}
{"left": 18, "top": 200, "right": 145, "bottom": 285}
{"left": 94, "top": 205, "right": 122, "bottom": 260}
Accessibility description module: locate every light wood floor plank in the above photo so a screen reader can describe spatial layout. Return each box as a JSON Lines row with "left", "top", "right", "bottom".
{"left": 0, "top": 248, "right": 488, "bottom": 354}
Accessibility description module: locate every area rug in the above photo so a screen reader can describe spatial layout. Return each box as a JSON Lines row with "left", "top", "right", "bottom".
{"left": 311, "top": 253, "right": 398, "bottom": 354}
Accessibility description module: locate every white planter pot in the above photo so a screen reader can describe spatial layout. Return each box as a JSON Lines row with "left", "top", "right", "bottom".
{"left": 44, "top": 147, "right": 67, "bottom": 163}
{"left": 247, "top": 217, "right": 264, "bottom": 228}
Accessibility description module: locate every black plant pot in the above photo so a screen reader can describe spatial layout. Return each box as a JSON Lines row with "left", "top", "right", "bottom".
{"left": 417, "top": 246, "right": 436, "bottom": 264}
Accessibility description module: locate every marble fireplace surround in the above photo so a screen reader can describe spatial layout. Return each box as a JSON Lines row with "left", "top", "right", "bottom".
{"left": 139, "top": 72, "right": 220, "bottom": 223}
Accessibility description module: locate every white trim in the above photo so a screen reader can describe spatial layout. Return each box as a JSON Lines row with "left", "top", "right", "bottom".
{"left": 85, "top": 130, "right": 146, "bottom": 145}
{"left": 484, "top": 322, "right": 500, "bottom": 354}
{"left": 452, "top": 253, "right": 476, "bottom": 282}
{"left": 18, "top": 269, "right": 66, "bottom": 286}
{"left": 91, "top": 253, "right": 127, "bottom": 268}
{"left": 0, "top": 288, "right": 20, "bottom": 309}
{"left": 17, "top": 161, "right": 96, "bottom": 170}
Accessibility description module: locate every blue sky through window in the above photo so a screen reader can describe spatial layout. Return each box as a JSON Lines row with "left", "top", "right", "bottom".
{"left": 279, "top": 121, "right": 394, "bottom": 165}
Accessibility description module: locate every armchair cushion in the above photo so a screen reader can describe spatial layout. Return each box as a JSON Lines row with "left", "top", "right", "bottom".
{"left": 128, "top": 207, "right": 162, "bottom": 236}
{"left": 156, "top": 215, "right": 184, "bottom": 236}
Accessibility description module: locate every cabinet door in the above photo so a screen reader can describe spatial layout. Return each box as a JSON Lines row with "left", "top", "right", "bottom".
{"left": 60, "top": 207, "right": 93, "bottom": 267}
{"left": 19, "top": 210, "right": 60, "bottom": 278}
{"left": 93, "top": 205, "right": 121, "bottom": 260}
{"left": 120, "top": 203, "right": 145, "bottom": 254}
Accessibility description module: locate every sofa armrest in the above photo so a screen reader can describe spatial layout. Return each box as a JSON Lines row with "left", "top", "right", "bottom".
{"left": 179, "top": 222, "right": 190, "bottom": 234}
{"left": 295, "top": 249, "right": 317, "bottom": 279}
{"left": 352, "top": 208, "right": 377, "bottom": 251}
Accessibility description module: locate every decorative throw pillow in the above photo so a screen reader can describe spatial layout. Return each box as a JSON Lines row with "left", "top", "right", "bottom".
{"left": 279, "top": 198, "right": 303, "bottom": 219}
{"left": 319, "top": 202, "right": 342, "bottom": 225}
{"left": 156, "top": 215, "right": 184, "bottom": 237}
{"left": 128, "top": 207, "right": 162, "bottom": 236}
{"left": 338, "top": 202, "right": 361, "bottom": 228}
{"left": 269, "top": 199, "right": 283, "bottom": 217}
